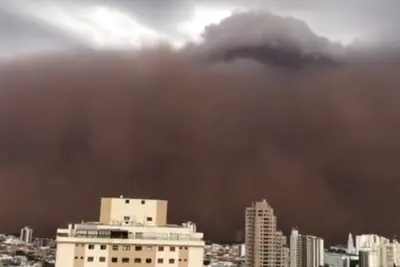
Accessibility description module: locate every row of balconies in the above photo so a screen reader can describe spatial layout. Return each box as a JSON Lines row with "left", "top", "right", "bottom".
{"left": 57, "top": 228, "right": 203, "bottom": 241}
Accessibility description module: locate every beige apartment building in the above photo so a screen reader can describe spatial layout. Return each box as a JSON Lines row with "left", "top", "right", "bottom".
{"left": 245, "top": 199, "right": 289, "bottom": 267}
{"left": 289, "top": 228, "right": 324, "bottom": 267}
{"left": 56, "top": 196, "right": 205, "bottom": 267}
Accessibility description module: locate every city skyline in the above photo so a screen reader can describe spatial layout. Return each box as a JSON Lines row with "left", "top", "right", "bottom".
{"left": 3, "top": 196, "right": 400, "bottom": 267}
{"left": 4, "top": 196, "right": 395, "bottom": 249}
{"left": 2, "top": 196, "right": 400, "bottom": 246}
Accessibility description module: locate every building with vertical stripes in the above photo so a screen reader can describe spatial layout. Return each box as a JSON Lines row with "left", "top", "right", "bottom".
{"left": 289, "top": 228, "right": 324, "bottom": 267}
{"left": 245, "top": 199, "right": 289, "bottom": 267}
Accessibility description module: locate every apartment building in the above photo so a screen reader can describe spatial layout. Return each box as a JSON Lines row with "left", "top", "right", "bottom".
{"left": 20, "top": 226, "right": 33, "bottom": 243}
{"left": 289, "top": 228, "right": 324, "bottom": 267}
{"left": 55, "top": 196, "right": 205, "bottom": 267}
{"left": 355, "top": 234, "right": 397, "bottom": 267}
{"left": 245, "top": 199, "right": 289, "bottom": 267}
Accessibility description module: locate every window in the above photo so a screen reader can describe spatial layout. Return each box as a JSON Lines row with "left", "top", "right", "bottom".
{"left": 169, "top": 247, "right": 176, "bottom": 252}
{"left": 125, "top": 199, "right": 130, "bottom": 204}
{"left": 157, "top": 259, "right": 163, "bottom": 264}
{"left": 122, "top": 245, "right": 131, "bottom": 251}
{"left": 112, "top": 245, "right": 118, "bottom": 250}
{"left": 123, "top": 216, "right": 130, "bottom": 221}
{"left": 135, "top": 232, "right": 144, "bottom": 239}
{"left": 158, "top": 246, "right": 164, "bottom": 251}
{"left": 111, "top": 258, "right": 118, "bottom": 263}
{"left": 122, "top": 258, "right": 129, "bottom": 263}
{"left": 87, "top": 257, "right": 94, "bottom": 262}
{"left": 169, "top": 259, "right": 175, "bottom": 264}
{"left": 88, "top": 244, "right": 94, "bottom": 250}
{"left": 80, "top": 257, "right": 83, "bottom": 259}
{"left": 99, "top": 257, "right": 106, "bottom": 262}
{"left": 141, "top": 200, "right": 145, "bottom": 204}
{"left": 184, "top": 259, "right": 187, "bottom": 262}
{"left": 100, "top": 245, "right": 107, "bottom": 250}
{"left": 135, "top": 246, "right": 142, "bottom": 251}
{"left": 146, "top": 217, "right": 153, "bottom": 222}
{"left": 134, "top": 258, "right": 141, "bottom": 263}
{"left": 74, "top": 256, "right": 78, "bottom": 260}
{"left": 146, "top": 258, "right": 152, "bottom": 263}
{"left": 184, "top": 247, "right": 188, "bottom": 250}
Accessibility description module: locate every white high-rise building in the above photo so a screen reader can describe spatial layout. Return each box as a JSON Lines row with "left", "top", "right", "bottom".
{"left": 359, "top": 250, "right": 378, "bottom": 267}
{"left": 55, "top": 196, "right": 205, "bottom": 267}
{"left": 239, "top": 243, "right": 246, "bottom": 257}
{"left": 356, "top": 234, "right": 400, "bottom": 267}
{"left": 289, "top": 228, "right": 324, "bottom": 267}
{"left": 290, "top": 228, "right": 300, "bottom": 267}
{"left": 391, "top": 239, "right": 400, "bottom": 266}
{"left": 20, "top": 226, "right": 33, "bottom": 243}
{"left": 356, "top": 235, "right": 390, "bottom": 253}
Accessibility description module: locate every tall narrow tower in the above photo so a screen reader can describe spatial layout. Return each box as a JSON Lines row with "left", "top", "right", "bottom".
{"left": 347, "top": 232, "right": 355, "bottom": 254}
{"left": 290, "top": 228, "right": 300, "bottom": 267}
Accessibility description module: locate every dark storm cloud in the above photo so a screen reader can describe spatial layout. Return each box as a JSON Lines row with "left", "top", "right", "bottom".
{"left": 193, "top": 11, "right": 344, "bottom": 68}
{"left": 2, "top": 5, "right": 400, "bottom": 245}
{"left": 1, "top": 48, "right": 400, "bottom": 243}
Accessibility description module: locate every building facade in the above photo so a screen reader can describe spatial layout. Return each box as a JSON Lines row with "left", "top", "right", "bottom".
{"left": 289, "top": 228, "right": 324, "bottom": 267}
{"left": 324, "top": 249, "right": 358, "bottom": 267}
{"left": 55, "top": 196, "right": 205, "bottom": 267}
{"left": 20, "top": 226, "right": 33, "bottom": 243}
{"left": 359, "top": 250, "right": 378, "bottom": 267}
{"left": 245, "top": 199, "right": 288, "bottom": 267}
{"left": 355, "top": 234, "right": 399, "bottom": 267}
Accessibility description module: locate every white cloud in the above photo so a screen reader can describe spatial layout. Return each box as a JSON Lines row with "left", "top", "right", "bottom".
{"left": 4, "top": 1, "right": 170, "bottom": 50}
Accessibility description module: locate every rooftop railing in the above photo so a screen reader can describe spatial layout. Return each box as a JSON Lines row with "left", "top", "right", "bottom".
{"left": 57, "top": 229, "right": 203, "bottom": 241}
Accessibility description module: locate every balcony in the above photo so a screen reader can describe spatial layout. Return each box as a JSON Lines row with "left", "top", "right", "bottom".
{"left": 56, "top": 229, "right": 203, "bottom": 242}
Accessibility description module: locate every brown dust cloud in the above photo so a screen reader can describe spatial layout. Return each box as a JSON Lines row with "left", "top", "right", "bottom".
{"left": 1, "top": 11, "right": 400, "bottom": 244}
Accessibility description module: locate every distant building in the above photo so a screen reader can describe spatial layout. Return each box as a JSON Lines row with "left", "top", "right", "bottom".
{"left": 324, "top": 246, "right": 359, "bottom": 267}
{"left": 354, "top": 234, "right": 400, "bottom": 267}
{"left": 245, "top": 199, "right": 288, "bottom": 267}
{"left": 347, "top": 233, "right": 355, "bottom": 254}
{"left": 359, "top": 250, "right": 378, "bottom": 267}
{"left": 239, "top": 243, "right": 245, "bottom": 258}
{"left": 55, "top": 196, "right": 205, "bottom": 267}
{"left": 20, "top": 226, "right": 33, "bottom": 243}
{"left": 289, "top": 228, "right": 324, "bottom": 267}
{"left": 355, "top": 235, "right": 385, "bottom": 254}
{"left": 355, "top": 234, "right": 398, "bottom": 267}
{"left": 34, "top": 237, "right": 51, "bottom": 247}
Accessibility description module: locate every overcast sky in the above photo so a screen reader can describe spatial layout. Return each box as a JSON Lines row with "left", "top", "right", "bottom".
{"left": 1, "top": 0, "right": 399, "bottom": 58}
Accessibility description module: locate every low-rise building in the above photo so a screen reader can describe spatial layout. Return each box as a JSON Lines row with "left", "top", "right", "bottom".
{"left": 55, "top": 196, "right": 205, "bottom": 267}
